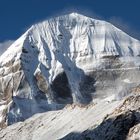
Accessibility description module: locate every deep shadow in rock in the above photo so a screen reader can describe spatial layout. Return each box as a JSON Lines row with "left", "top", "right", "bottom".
{"left": 51, "top": 72, "right": 73, "bottom": 104}
{"left": 79, "top": 74, "right": 95, "bottom": 104}
{"left": 51, "top": 71, "right": 95, "bottom": 104}
{"left": 60, "top": 110, "right": 140, "bottom": 140}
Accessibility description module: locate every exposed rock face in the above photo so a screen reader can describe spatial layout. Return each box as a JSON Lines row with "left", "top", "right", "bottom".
{"left": 1, "top": 12, "right": 140, "bottom": 128}
{"left": 127, "top": 123, "right": 140, "bottom": 140}
{"left": 60, "top": 95, "right": 140, "bottom": 140}
{"left": 51, "top": 72, "right": 73, "bottom": 104}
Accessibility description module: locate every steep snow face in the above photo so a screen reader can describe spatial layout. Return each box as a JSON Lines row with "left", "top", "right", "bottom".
{"left": 1, "top": 12, "right": 140, "bottom": 126}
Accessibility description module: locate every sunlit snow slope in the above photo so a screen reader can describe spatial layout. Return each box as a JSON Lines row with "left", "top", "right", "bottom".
{"left": 1, "top": 13, "right": 140, "bottom": 127}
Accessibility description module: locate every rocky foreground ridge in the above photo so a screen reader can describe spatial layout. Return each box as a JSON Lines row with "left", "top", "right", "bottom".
{"left": 0, "top": 92, "right": 140, "bottom": 140}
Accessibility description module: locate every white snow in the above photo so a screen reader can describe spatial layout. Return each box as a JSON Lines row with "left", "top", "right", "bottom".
{"left": 0, "top": 100, "right": 122, "bottom": 140}
{"left": 1, "top": 12, "right": 140, "bottom": 126}
{"left": 123, "top": 79, "right": 132, "bottom": 83}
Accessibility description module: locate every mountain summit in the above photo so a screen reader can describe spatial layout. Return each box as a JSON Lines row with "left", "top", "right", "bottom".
{"left": 1, "top": 13, "right": 140, "bottom": 127}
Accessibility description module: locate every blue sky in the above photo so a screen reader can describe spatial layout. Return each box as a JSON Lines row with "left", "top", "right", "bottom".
{"left": 0, "top": 0, "right": 140, "bottom": 42}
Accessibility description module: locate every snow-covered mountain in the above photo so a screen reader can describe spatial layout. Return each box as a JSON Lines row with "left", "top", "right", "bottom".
{"left": 1, "top": 12, "right": 140, "bottom": 128}
{"left": 0, "top": 40, "right": 14, "bottom": 56}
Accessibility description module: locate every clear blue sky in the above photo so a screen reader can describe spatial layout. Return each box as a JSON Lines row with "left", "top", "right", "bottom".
{"left": 0, "top": 0, "right": 140, "bottom": 41}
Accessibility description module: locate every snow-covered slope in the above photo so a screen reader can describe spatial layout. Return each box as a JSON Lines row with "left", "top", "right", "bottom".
{"left": 1, "top": 12, "right": 140, "bottom": 127}
{"left": 0, "top": 93, "right": 140, "bottom": 140}
{"left": 0, "top": 40, "right": 14, "bottom": 56}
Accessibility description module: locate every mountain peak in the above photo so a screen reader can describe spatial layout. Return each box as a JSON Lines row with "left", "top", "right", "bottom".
{"left": 1, "top": 12, "right": 140, "bottom": 127}
{"left": 68, "top": 12, "right": 84, "bottom": 17}
{"left": 63, "top": 12, "right": 91, "bottom": 20}
{"left": 67, "top": 12, "right": 91, "bottom": 20}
